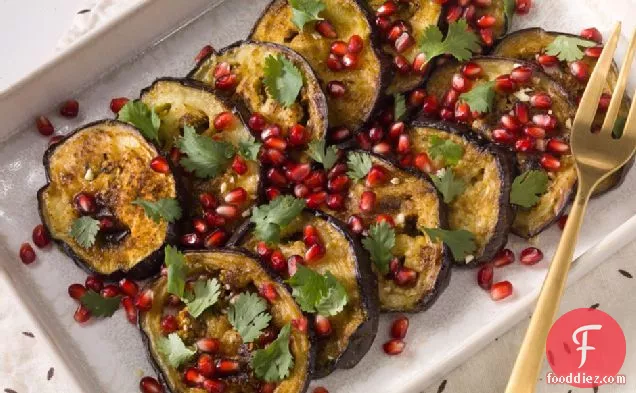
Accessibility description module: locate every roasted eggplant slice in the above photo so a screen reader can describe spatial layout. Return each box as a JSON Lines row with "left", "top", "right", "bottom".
{"left": 367, "top": 0, "right": 443, "bottom": 94}
{"left": 409, "top": 120, "right": 514, "bottom": 265}
{"left": 188, "top": 41, "right": 328, "bottom": 144}
{"left": 139, "top": 78, "right": 263, "bottom": 237}
{"left": 37, "top": 120, "right": 181, "bottom": 280}
{"left": 441, "top": 0, "right": 512, "bottom": 49}
{"left": 250, "top": 0, "right": 388, "bottom": 132}
{"left": 425, "top": 57, "right": 579, "bottom": 238}
{"left": 325, "top": 151, "right": 451, "bottom": 312}
{"left": 492, "top": 28, "right": 634, "bottom": 195}
{"left": 230, "top": 209, "right": 379, "bottom": 378}
{"left": 139, "top": 249, "right": 313, "bottom": 393}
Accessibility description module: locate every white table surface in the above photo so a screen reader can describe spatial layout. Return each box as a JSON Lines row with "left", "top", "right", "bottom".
{"left": 0, "top": 1, "right": 634, "bottom": 393}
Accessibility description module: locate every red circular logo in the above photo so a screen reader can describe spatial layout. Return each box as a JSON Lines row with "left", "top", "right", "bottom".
{"left": 546, "top": 308, "right": 626, "bottom": 388}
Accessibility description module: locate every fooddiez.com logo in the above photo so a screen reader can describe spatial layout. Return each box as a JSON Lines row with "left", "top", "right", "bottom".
{"left": 545, "top": 308, "right": 627, "bottom": 388}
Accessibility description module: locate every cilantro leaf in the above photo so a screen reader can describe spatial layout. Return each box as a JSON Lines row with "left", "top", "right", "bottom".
{"left": 504, "top": 0, "right": 516, "bottom": 23}
{"left": 428, "top": 135, "right": 464, "bottom": 166}
{"left": 431, "top": 168, "right": 466, "bottom": 203}
{"left": 177, "top": 125, "right": 236, "bottom": 179}
{"left": 228, "top": 292, "right": 272, "bottom": 343}
{"left": 394, "top": 94, "right": 407, "bottom": 121}
{"left": 263, "top": 54, "right": 304, "bottom": 107}
{"left": 238, "top": 135, "right": 262, "bottom": 161}
{"left": 132, "top": 198, "right": 182, "bottom": 223}
{"left": 287, "top": 265, "right": 348, "bottom": 316}
{"left": 79, "top": 290, "right": 121, "bottom": 318}
{"left": 70, "top": 216, "right": 100, "bottom": 248}
{"left": 251, "top": 324, "right": 294, "bottom": 382}
{"left": 289, "top": 0, "right": 325, "bottom": 30}
{"left": 546, "top": 35, "right": 596, "bottom": 62}
{"left": 307, "top": 139, "right": 338, "bottom": 170}
{"left": 157, "top": 333, "right": 196, "bottom": 368}
{"left": 183, "top": 278, "right": 221, "bottom": 318}
{"left": 419, "top": 20, "right": 481, "bottom": 62}
{"left": 251, "top": 196, "right": 306, "bottom": 244}
{"left": 510, "top": 170, "right": 549, "bottom": 208}
{"left": 613, "top": 116, "right": 627, "bottom": 138}
{"left": 117, "top": 100, "right": 160, "bottom": 142}
{"left": 346, "top": 151, "right": 373, "bottom": 182}
{"left": 362, "top": 221, "right": 395, "bottom": 274}
{"left": 423, "top": 228, "right": 477, "bottom": 262}
{"left": 459, "top": 81, "right": 496, "bottom": 114}
{"left": 164, "top": 245, "right": 187, "bottom": 298}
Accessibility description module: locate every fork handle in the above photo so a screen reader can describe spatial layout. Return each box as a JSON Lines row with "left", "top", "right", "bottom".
{"left": 504, "top": 183, "right": 593, "bottom": 393}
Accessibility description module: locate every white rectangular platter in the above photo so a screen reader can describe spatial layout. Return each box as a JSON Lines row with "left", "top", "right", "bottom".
{"left": 1, "top": 1, "right": 635, "bottom": 392}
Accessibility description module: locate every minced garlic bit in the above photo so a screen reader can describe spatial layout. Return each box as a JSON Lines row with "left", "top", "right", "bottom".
{"left": 220, "top": 182, "right": 228, "bottom": 194}
{"left": 390, "top": 177, "right": 400, "bottom": 185}
{"left": 435, "top": 168, "right": 446, "bottom": 177}
{"left": 84, "top": 168, "right": 95, "bottom": 181}
{"left": 395, "top": 213, "right": 405, "bottom": 225}
{"left": 513, "top": 88, "right": 533, "bottom": 102}
{"left": 565, "top": 118, "right": 573, "bottom": 130}
{"left": 465, "top": 255, "right": 475, "bottom": 263}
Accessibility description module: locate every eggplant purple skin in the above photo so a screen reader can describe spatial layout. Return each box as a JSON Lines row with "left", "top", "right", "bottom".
{"left": 186, "top": 40, "right": 329, "bottom": 140}
{"left": 248, "top": 0, "right": 393, "bottom": 133}
{"left": 138, "top": 247, "right": 316, "bottom": 393}
{"left": 412, "top": 118, "right": 516, "bottom": 267}
{"left": 228, "top": 209, "right": 380, "bottom": 378}
{"left": 37, "top": 120, "right": 186, "bottom": 281}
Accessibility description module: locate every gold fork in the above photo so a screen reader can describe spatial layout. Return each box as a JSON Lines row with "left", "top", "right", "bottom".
{"left": 505, "top": 22, "right": 636, "bottom": 393}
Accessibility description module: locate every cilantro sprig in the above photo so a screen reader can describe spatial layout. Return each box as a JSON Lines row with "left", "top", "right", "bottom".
{"left": 431, "top": 168, "right": 466, "bottom": 204}
{"left": 117, "top": 100, "right": 161, "bottom": 143}
{"left": 183, "top": 278, "right": 221, "bottom": 318}
{"left": 238, "top": 135, "right": 262, "bottom": 161}
{"left": 362, "top": 221, "right": 396, "bottom": 274}
{"left": 251, "top": 324, "right": 294, "bottom": 382}
{"left": 263, "top": 54, "right": 304, "bottom": 107}
{"left": 158, "top": 333, "right": 196, "bottom": 368}
{"left": 394, "top": 94, "right": 407, "bottom": 121}
{"left": 79, "top": 290, "right": 121, "bottom": 318}
{"left": 419, "top": 20, "right": 481, "bottom": 62}
{"left": 510, "top": 170, "right": 549, "bottom": 208}
{"left": 177, "top": 125, "right": 236, "bottom": 179}
{"left": 164, "top": 245, "right": 187, "bottom": 298}
{"left": 132, "top": 198, "right": 182, "bottom": 223}
{"left": 287, "top": 265, "right": 348, "bottom": 316}
{"left": 459, "top": 81, "right": 496, "bottom": 114}
{"left": 307, "top": 139, "right": 338, "bottom": 170}
{"left": 423, "top": 228, "right": 477, "bottom": 262}
{"left": 70, "top": 216, "right": 100, "bottom": 248}
{"left": 546, "top": 35, "right": 596, "bottom": 62}
{"left": 228, "top": 292, "right": 272, "bottom": 343}
{"left": 289, "top": 0, "right": 325, "bottom": 30}
{"left": 251, "top": 196, "right": 306, "bottom": 244}
{"left": 428, "top": 135, "right": 464, "bottom": 166}
{"left": 346, "top": 151, "right": 373, "bottom": 182}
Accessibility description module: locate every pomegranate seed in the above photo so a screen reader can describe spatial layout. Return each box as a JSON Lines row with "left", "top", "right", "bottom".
{"left": 305, "top": 243, "right": 325, "bottom": 263}
{"left": 348, "top": 35, "right": 364, "bottom": 53}
{"left": 421, "top": 95, "right": 439, "bottom": 116}
{"left": 259, "top": 283, "right": 278, "bottom": 302}
{"left": 514, "top": 0, "right": 532, "bottom": 14}
{"left": 119, "top": 278, "right": 139, "bottom": 297}
{"left": 214, "top": 62, "right": 231, "bottom": 79}
{"left": 389, "top": 122, "right": 405, "bottom": 140}
{"left": 248, "top": 113, "right": 267, "bottom": 132}
{"left": 547, "top": 139, "right": 570, "bottom": 155}
{"left": 372, "top": 141, "right": 390, "bottom": 155}
{"left": 194, "top": 44, "right": 214, "bottom": 63}
{"left": 216, "top": 204, "right": 239, "bottom": 220}
{"left": 461, "top": 62, "right": 483, "bottom": 78}
{"left": 395, "top": 267, "right": 418, "bottom": 286}
{"left": 476, "top": 14, "right": 496, "bottom": 28}
{"left": 327, "top": 54, "right": 344, "bottom": 71}
{"left": 520, "top": 247, "right": 543, "bottom": 265}
{"left": 196, "top": 338, "right": 221, "bottom": 353}
{"left": 327, "top": 174, "right": 350, "bottom": 193}
{"left": 492, "top": 128, "right": 515, "bottom": 144}
{"left": 376, "top": 16, "right": 392, "bottom": 31}
{"left": 446, "top": 5, "right": 462, "bottom": 22}
{"left": 598, "top": 93, "right": 612, "bottom": 112}
{"left": 202, "top": 379, "right": 225, "bottom": 393}
{"left": 304, "top": 191, "right": 325, "bottom": 209}
{"left": 315, "top": 315, "right": 333, "bottom": 337}
{"left": 413, "top": 152, "right": 433, "bottom": 172}
{"left": 367, "top": 126, "right": 383, "bottom": 143}
{"left": 149, "top": 156, "right": 170, "bottom": 174}
{"left": 492, "top": 248, "right": 515, "bottom": 268}
{"left": 359, "top": 191, "right": 376, "bottom": 212}
{"left": 303, "top": 225, "right": 318, "bottom": 245}
{"left": 184, "top": 367, "right": 205, "bottom": 386}
{"left": 383, "top": 339, "right": 405, "bottom": 355}
{"left": 287, "top": 255, "right": 304, "bottom": 276}
{"left": 204, "top": 229, "right": 227, "bottom": 248}
{"left": 110, "top": 97, "right": 129, "bottom": 113}
{"left": 74, "top": 305, "right": 91, "bottom": 323}
{"left": 263, "top": 148, "right": 286, "bottom": 166}
{"left": 204, "top": 212, "right": 226, "bottom": 228}
{"left": 74, "top": 192, "right": 97, "bottom": 215}
{"left": 580, "top": 27, "right": 602, "bottom": 43}
{"left": 330, "top": 41, "right": 348, "bottom": 56}
{"left": 510, "top": 66, "right": 533, "bottom": 83}
{"left": 537, "top": 54, "right": 559, "bottom": 67}
{"left": 101, "top": 284, "right": 120, "bottom": 298}
{"left": 524, "top": 126, "right": 546, "bottom": 139}
{"left": 265, "top": 187, "right": 281, "bottom": 201}
{"left": 388, "top": 23, "right": 405, "bottom": 42}
{"left": 570, "top": 61, "right": 590, "bottom": 82}
{"left": 530, "top": 93, "right": 552, "bottom": 109}
{"left": 490, "top": 281, "right": 513, "bottom": 300}
{"left": 269, "top": 250, "right": 287, "bottom": 272}
{"left": 532, "top": 114, "right": 557, "bottom": 130}
{"left": 439, "top": 107, "right": 455, "bottom": 121}
{"left": 494, "top": 74, "right": 516, "bottom": 93}
{"left": 261, "top": 125, "right": 282, "bottom": 141}
{"left": 224, "top": 187, "right": 247, "bottom": 205}
{"left": 315, "top": 20, "right": 338, "bottom": 38}
{"left": 215, "top": 74, "right": 238, "bottom": 90}
{"left": 292, "top": 317, "right": 308, "bottom": 333}
{"left": 140, "top": 376, "right": 164, "bottom": 393}
{"left": 455, "top": 102, "right": 472, "bottom": 122}
{"left": 35, "top": 115, "right": 54, "bottom": 136}
{"left": 347, "top": 215, "right": 364, "bottom": 234}
{"left": 376, "top": 1, "right": 398, "bottom": 16}
{"left": 409, "top": 53, "right": 428, "bottom": 75}
{"left": 122, "top": 297, "right": 137, "bottom": 324}
{"left": 68, "top": 284, "right": 87, "bottom": 300}
{"left": 135, "top": 289, "right": 154, "bottom": 311}
{"left": 477, "top": 264, "right": 494, "bottom": 290}
{"left": 540, "top": 153, "right": 561, "bottom": 171}
{"left": 463, "top": 4, "right": 476, "bottom": 20}
{"left": 501, "top": 114, "right": 520, "bottom": 131}
{"left": 452, "top": 73, "right": 472, "bottom": 93}
{"left": 585, "top": 46, "right": 603, "bottom": 58}
{"left": 59, "top": 99, "right": 79, "bottom": 118}
{"left": 393, "top": 55, "right": 411, "bottom": 73}
{"left": 288, "top": 124, "right": 307, "bottom": 146}
{"left": 474, "top": 0, "right": 492, "bottom": 7}
{"left": 256, "top": 242, "right": 273, "bottom": 261}
{"left": 394, "top": 32, "right": 415, "bottom": 53}
{"left": 48, "top": 135, "right": 64, "bottom": 146}
{"left": 390, "top": 316, "right": 409, "bottom": 339}
{"left": 480, "top": 28, "right": 494, "bottom": 46}
{"left": 230, "top": 155, "right": 248, "bottom": 175}
{"left": 328, "top": 126, "right": 351, "bottom": 143}
{"left": 304, "top": 170, "right": 327, "bottom": 189}
{"left": 264, "top": 136, "right": 288, "bottom": 152}
{"left": 294, "top": 183, "right": 310, "bottom": 198}
{"left": 169, "top": 147, "right": 182, "bottom": 165}
{"left": 197, "top": 353, "right": 216, "bottom": 378}
{"left": 327, "top": 81, "right": 346, "bottom": 98}
{"left": 199, "top": 193, "right": 217, "bottom": 210}
{"left": 213, "top": 112, "right": 235, "bottom": 131}
{"left": 443, "top": 89, "right": 460, "bottom": 108}
{"left": 161, "top": 315, "right": 179, "bottom": 335}
{"left": 31, "top": 224, "right": 50, "bottom": 248}
{"left": 192, "top": 218, "right": 208, "bottom": 234}
{"left": 260, "top": 385, "right": 277, "bottom": 393}
{"left": 408, "top": 89, "right": 427, "bottom": 108}
{"left": 326, "top": 194, "right": 345, "bottom": 210}
{"left": 85, "top": 276, "right": 103, "bottom": 292}
{"left": 216, "top": 359, "right": 240, "bottom": 376}
{"left": 375, "top": 214, "right": 395, "bottom": 227}
{"left": 515, "top": 137, "right": 534, "bottom": 152}
{"left": 181, "top": 233, "right": 202, "bottom": 247}
{"left": 515, "top": 102, "right": 530, "bottom": 124}
{"left": 342, "top": 53, "right": 359, "bottom": 69}
{"left": 366, "top": 165, "right": 388, "bottom": 187}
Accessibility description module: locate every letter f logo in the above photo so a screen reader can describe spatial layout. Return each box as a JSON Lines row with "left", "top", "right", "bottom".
{"left": 572, "top": 324, "right": 602, "bottom": 368}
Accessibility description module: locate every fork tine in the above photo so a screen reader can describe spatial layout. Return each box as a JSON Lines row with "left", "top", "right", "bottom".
{"left": 601, "top": 28, "right": 636, "bottom": 135}
{"left": 572, "top": 23, "right": 621, "bottom": 135}
{"left": 620, "top": 87, "right": 636, "bottom": 144}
